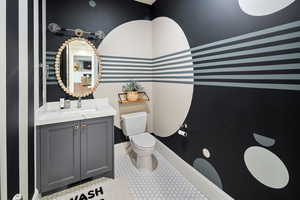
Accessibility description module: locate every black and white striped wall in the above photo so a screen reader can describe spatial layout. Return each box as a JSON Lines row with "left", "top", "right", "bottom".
{"left": 46, "top": 20, "right": 300, "bottom": 90}
{"left": 0, "top": 0, "right": 36, "bottom": 199}
{"left": 101, "top": 19, "right": 300, "bottom": 90}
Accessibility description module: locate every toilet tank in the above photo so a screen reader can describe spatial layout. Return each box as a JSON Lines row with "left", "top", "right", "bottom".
{"left": 121, "top": 112, "right": 147, "bottom": 136}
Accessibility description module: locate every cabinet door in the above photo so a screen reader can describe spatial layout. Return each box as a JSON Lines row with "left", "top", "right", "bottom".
{"left": 81, "top": 117, "right": 114, "bottom": 179}
{"left": 40, "top": 121, "right": 81, "bottom": 193}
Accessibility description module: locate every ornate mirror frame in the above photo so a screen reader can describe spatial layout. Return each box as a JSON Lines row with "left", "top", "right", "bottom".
{"left": 54, "top": 37, "right": 102, "bottom": 97}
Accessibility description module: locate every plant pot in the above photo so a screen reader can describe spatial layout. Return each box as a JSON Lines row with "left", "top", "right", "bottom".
{"left": 127, "top": 91, "right": 139, "bottom": 102}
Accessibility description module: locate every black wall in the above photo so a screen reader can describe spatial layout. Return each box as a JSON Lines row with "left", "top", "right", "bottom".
{"left": 6, "top": 0, "right": 20, "bottom": 198}
{"left": 39, "top": 0, "right": 43, "bottom": 107}
{"left": 45, "top": 0, "right": 151, "bottom": 102}
{"left": 152, "top": 0, "right": 299, "bottom": 199}
{"left": 28, "top": 0, "right": 35, "bottom": 198}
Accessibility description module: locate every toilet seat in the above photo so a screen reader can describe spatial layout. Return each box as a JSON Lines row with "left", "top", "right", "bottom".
{"left": 130, "top": 132, "right": 156, "bottom": 148}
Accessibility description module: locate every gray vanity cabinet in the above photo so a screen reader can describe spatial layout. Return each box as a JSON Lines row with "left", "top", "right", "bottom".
{"left": 39, "top": 121, "right": 81, "bottom": 193}
{"left": 37, "top": 116, "right": 114, "bottom": 194}
{"left": 81, "top": 117, "right": 113, "bottom": 179}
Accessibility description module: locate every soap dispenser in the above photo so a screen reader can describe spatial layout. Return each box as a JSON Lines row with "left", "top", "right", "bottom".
{"left": 60, "top": 98, "right": 65, "bottom": 109}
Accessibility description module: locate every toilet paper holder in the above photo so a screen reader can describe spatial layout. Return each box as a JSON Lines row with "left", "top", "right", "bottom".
{"left": 178, "top": 123, "right": 188, "bottom": 137}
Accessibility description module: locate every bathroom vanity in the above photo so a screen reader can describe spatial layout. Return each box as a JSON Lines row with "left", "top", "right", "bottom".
{"left": 35, "top": 98, "right": 116, "bottom": 194}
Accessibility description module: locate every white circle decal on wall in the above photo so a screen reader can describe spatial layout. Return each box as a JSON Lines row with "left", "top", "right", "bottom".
{"left": 244, "top": 146, "right": 289, "bottom": 189}
{"left": 95, "top": 17, "right": 193, "bottom": 137}
{"left": 239, "top": 0, "right": 295, "bottom": 16}
{"left": 203, "top": 148, "right": 211, "bottom": 158}
{"left": 152, "top": 17, "right": 194, "bottom": 137}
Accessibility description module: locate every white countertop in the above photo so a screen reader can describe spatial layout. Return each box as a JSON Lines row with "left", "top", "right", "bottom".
{"left": 35, "top": 98, "right": 116, "bottom": 126}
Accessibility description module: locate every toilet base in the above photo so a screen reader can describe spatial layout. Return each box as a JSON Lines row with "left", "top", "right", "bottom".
{"left": 136, "top": 154, "right": 153, "bottom": 171}
{"left": 128, "top": 146, "right": 158, "bottom": 172}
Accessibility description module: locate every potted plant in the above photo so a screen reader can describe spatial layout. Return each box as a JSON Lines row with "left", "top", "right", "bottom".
{"left": 122, "top": 80, "right": 144, "bottom": 102}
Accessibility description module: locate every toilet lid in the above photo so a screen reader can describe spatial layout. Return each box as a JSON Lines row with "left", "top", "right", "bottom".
{"left": 131, "top": 133, "right": 156, "bottom": 148}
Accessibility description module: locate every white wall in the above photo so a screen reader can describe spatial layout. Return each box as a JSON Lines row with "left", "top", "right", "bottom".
{"left": 152, "top": 17, "right": 194, "bottom": 137}
{"left": 95, "top": 17, "right": 194, "bottom": 138}
{"left": 95, "top": 20, "right": 154, "bottom": 131}
{"left": 99, "top": 20, "right": 153, "bottom": 58}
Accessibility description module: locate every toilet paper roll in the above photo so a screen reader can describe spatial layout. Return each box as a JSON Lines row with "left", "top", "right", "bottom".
{"left": 178, "top": 130, "right": 187, "bottom": 137}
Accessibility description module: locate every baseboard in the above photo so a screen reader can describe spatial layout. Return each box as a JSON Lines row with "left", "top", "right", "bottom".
{"left": 32, "top": 188, "right": 41, "bottom": 200}
{"left": 115, "top": 142, "right": 130, "bottom": 157}
{"left": 155, "top": 139, "right": 234, "bottom": 200}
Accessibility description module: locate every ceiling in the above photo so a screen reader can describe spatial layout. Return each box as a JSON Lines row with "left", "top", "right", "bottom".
{"left": 134, "top": 0, "right": 156, "bottom": 5}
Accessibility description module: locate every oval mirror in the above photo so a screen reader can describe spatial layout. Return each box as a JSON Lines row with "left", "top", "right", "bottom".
{"left": 55, "top": 37, "right": 101, "bottom": 97}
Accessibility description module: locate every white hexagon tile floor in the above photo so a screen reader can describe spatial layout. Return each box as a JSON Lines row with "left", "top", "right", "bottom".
{"left": 42, "top": 151, "right": 209, "bottom": 200}
{"left": 115, "top": 151, "right": 209, "bottom": 200}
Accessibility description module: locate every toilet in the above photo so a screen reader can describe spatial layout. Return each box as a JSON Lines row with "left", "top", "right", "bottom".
{"left": 121, "top": 112, "right": 156, "bottom": 171}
